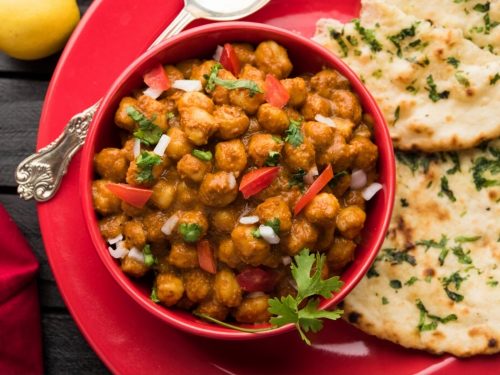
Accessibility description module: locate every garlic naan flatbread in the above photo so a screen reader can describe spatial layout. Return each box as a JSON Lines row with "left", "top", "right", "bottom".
{"left": 314, "top": 0, "right": 500, "bottom": 152}
{"left": 342, "top": 139, "right": 500, "bottom": 356}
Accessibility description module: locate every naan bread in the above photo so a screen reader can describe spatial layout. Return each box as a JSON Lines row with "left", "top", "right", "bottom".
{"left": 342, "top": 139, "right": 500, "bottom": 356}
{"left": 314, "top": 0, "right": 500, "bottom": 152}
{"left": 384, "top": 0, "right": 500, "bottom": 55}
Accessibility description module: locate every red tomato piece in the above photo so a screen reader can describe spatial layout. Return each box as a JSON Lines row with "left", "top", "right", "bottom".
{"left": 236, "top": 268, "right": 277, "bottom": 292}
{"left": 143, "top": 63, "right": 170, "bottom": 91}
{"left": 219, "top": 43, "right": 241, "bottom": 76}
{"left": 239, "top": 167, "right": 280, "bottom": 199}
{"left": 264, "top": 74, "right": 290, "bottom": 108}
{"left": 197, "top": 240, "right": 217, "bottom": 274}
{"left": 294, "top": 164, "right": 334, "bottom": 215}
{"left": 106, "top": 183, "right": 153, "bottom": 208}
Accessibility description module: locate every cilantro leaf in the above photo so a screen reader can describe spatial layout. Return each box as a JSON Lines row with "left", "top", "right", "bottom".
{"left": 150, "top": 286, "right": 160, "bottom": 303}
{"left": 353, "top": 19, "right": 382, "bottom": 52}
{"left": 178, "top": 223, "right": 202, "bottom": 243}
{"left": 491, "top": 73, "right": 500, "bottom": 85}
{"left": 289, "top": 169, "right": 306, "bottom": 189}
{"left": 329, "top": 28, "right": 349, "bottom": 57}
{"left": 416, "top": 299, "right": 457, "bottom": 332}
{"left": 388, "top": 24, "right": 417, "bottom": 57}
{"left": 269, "top": 295, "right": 299, "bottom": 327}
{"left": 127, "top": 106, "right": 162, "bottom": 146}
{"left": 265, "top": 151, "right": 281, "bottom": 167}
{"left": 426, "top": 75, "right": 450, "bottom": 102}
{"left": 204, "top": 63, "right": 263, "bottom": 96}
{"left": 438, "top": 175, "right": 456, "bottom": 202}
{"left": 284, "top": 119, "right": 304, "bottom": 147}
{"left": 471, "top": 150, "right": 500, "bottom": 190}
{"left": 473, "top": 2, "right": 490, "bottom": 12}
{"left": 143, "top": 244, "right": 156, "bottom": 267}
{"left": 446, "top": 56, "right": 460, "bottom": 68}
{"left": 192, "top": 149, "right": 213, "bottom": 161}
{"left": 265, "top": 218, "right": 281, "bottom": 234}
{"left": 136, "top": 151, "right": 162, "bottom": 183}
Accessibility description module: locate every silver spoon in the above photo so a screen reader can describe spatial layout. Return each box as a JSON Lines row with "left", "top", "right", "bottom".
{"left": 16, "top": 0, "right": 270, "bottom": 201}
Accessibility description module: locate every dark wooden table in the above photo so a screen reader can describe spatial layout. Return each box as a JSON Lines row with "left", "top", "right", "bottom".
{"left": 0, "top": 1, "right": 109, "bottom": 373}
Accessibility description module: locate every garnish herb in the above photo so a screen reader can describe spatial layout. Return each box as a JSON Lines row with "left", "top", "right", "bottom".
{"left": 272, "top": 135, "right": 283, "bottom": 144}
{"left": 395, "top": 151, "right": 433, "bottom": 174}
{"left": 265, "top": 151, "right": 281, "bottom": 167}
{"left": 441, "top": 272, "right": 467, "bottom": 302}
{"left": 455, "top": 71, "right": 470, "bottom": 87}
{"left": 150, "top": 286, "right": 160, "bottom": 303}
{"left": 329, "top": 171, "right": 349, "bottom": 188}
{"left": 473, "top": 2, "right": 490, "bottom": 12}
{"left": 329, "top": 28, "right": 349, "bottom": 57}
{"left": 289, "top": 169, "right": 306, "bottom": 190}
{"left": 367, "top": 264, "right": 380, "bottom": 278}
{"left": 455, "top": 235, "right": 481, "bottom": 243}
{"left": 192, "top": 149, "right": 213, "bottom": 161}
{"left": 393, "top": 105, "right": 400, "bottom": 125}
{"left": 353, "top": 19, "right": 382, "bottom": 52}
{"left": 136, "top": 151, "right": 162, "bottom": 183}
{"left": 405, "top": 276, "right": 419, "bottom": 286}
{"left": 251, "top": 228, "right": 262, "bottom": 239}
{"left": 143, "top": 244, "right": 156, "bottom": 267}
{"left": 426, "top": 75, "right": 450, "bottom": 102}
{"left": 446, "top": 56, "right": 460, "bottom": 68}
{"left": 400, "top": 198, "right": 409, "bottom": 207}
{"left": 446, "top": 152, "right": 461, "bottom": 174}
{"left": 406, "top": 85, "right": 418, "bottom": 94}
{"left": 452, "top": 245, "right": 473, "bottom": 264}
{"left": 265, "top": 218, "right": 281, "bottom": 235}
{"left": 388, "top": 24, "right": 417, "bottom": 57}
{"left": 416, "top": 235, "right": 449, "bottom": 266}
{"left": 167, "top": 112, "right": 175, "bottom": 119}
{"left": 268, "top": 249, "right": 344, "bottom": 345}
{"left": 487, "top": 277, "right": 498, "bottom": 287}
{"left": 438, "top": 176, "right": 456, "bottom": 202}
{"left": 382, "top": 297, "right": 389, "bottom": 305}
{"left": 491, "top": 73, "right": 500, "bottom": 85}
{"left": 205, "top": 63, "right": 263, "bottom": 96}
{"left": 471, "top": 148, "right": 500, "bottom": 190}
{"left": 284, "top": 119, "right": 304, "bottom": 147}
{"left": 178, "top": 223, "right": 202, "bottom": 243}
{"left": 380, "top": 248, "right": 416, "bottom": 266}
{"left": 416, "top": 300, "right": 457, "bottom": 332}
{"left": 127, "top": 106, "right": 162, "bottom": 146}
{"left": 346, "top": 35, "right": 358, "bottom": 46}
{"left": 389, "top": 280, "right": 402, "bottom": 289}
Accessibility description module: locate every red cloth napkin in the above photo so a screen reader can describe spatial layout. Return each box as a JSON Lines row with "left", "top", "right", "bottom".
{"left": 0, "top": 203, "right": 43, "bottom": 375}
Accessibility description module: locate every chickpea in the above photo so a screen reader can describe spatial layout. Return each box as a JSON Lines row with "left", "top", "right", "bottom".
{"left": 180, "top": 106, "right": 218, "bottom": 145}
{"left": 281, "top": 77, "right": 307, "bottom": 107}
{"left": 216, "top": 238, "right": 242, "bottom": 268}
{"left": 94, "top": 148, "right": 128, "bottom": 182}
{"left": 343, "top": 190, "right": 366, "bottom": 210}
{"left": 336, "top": 206, "right": 366, "bottom": 239}
{"left": 255, "top": 197, "right": 292, "bottom": 232}
{"left": 121, "top": 138, "right": 136, "bottom": 162}
{"left": 143, "top": 211, "right": 168, "bottom": 243}
{"left": 214, "top": 268, "right": 242, "bottom": 307}
{"left": 137, "top": 95, "right": 168, "bottom": 132}
{"left": 210, "top": 69, "right": 235, "bottom": 105}
{"left": 328, "top": 237, "right": 357, "bottom": 272}
{"left": 115, "top": 97, "right": 138, "bottom": 132}
{"left": 281, "top": 219, "right": 319, "bottom": 256}
{"left": 214, "top": 105, "right": 250, "bottom": 140}
{"left": 303, "top": 193, "right": 340, "bottom": 227}
{"left": 177, "top": 210, "right": 209, "bottom": 241}
{"left": 168, "top": 242, "right": 199, "bottom": 269}
{"left": 232, "top": 43, "right": 256, "bottom": 66}
{"left": 176, "top": 58, "right": 201, "bottom": 79}
{"left": 255, "top": 41, "right": 292, "bottom": 79}
{"left": 231, "top": 225, "right": 271, "bottom": 266}
{"left": 316, "top": 226, "right": 335, "bottom": 251}
{"left": 352, "top": 123, "right": 373, "bottom": 138}
{"left": 190, "top": 60, "right": 218, "bottom": 86}
{"left": 229, "top": 83, "right": 265, "bottom": 115}
{"left": 248, "top": 133, "right": 283, "bottom": 167}
{"left": 123, "top": 220, "right": 147, "bottom": 249}
{"left": 99, "top": 213, "right": 127, "bottom": 239}
{"left": 302, "top": 121, "right": 335, "bottom": 151}
{"left": 156, "top": 273, "right": 185, "bottom": 306}
{"left": 121, "top": 201, "right": 148, "bottom": 217}
{"left": 165, "top": 128, "right": 193, "bottom": 161}
{"left": 184, "top": 269, "right": 213, "bottom": 302}
{"left": 310, "top": 69, "right": 350, "bottom": 98}
{"left": 234, "top": 295, "right": 272, "bottom": 323}
{"left": 257, "top": 104, "right": 289, "bottom": 134}
{"left": 92, "top": 180, "right": 121, "bottom": 216}
{"left": 239, "top": 64, "right": 265, "bottom": 81}
{"left": 195, "top": 295, "right": 229, "bottom": 321}
{"left": 349, "top": 136, "right": 378, "bottom": 171}
{"left": 333, "top": 117, "right": 356, "bottom": 141}
{"left": 177, "top": 92, "right": 215, "bottom": 113}
{"left": 121, "top": 255, "right": 149, "bottom": 278}
{"left": 330, "top": 90, "right": 362, "bottom": 124}
{"left": 330, "top": 173, "right": 351, "bottom": 198}
{"left": 163, "top": 65, "right": 184, "bottom": 84}
{"left": 215, "top": 139, "right": 247, "bottom": 175}
{"left": 199, "top": 172, "right": 238, "bottom": 207}
{"left": 316, "top": 132, "right": 353, "bottom": 172}
{"left": 176, "top": 180, "right": 199, "bottom": 207}
{"left": 151, "top": 179, "right": 176, "bottom": 210}
{"left": 283, "top": 140, "right": 316, "bottom": 171}
{"left": 301, "top": 93, "right": 333, "bottom": 121}
{"left": 177, "top": 154, "right": 211, "bottom": 183}
{"left": 211, "top": 208, "right": 239, "bottom": 233}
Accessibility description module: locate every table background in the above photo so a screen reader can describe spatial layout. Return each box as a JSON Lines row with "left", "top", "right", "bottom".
{"left": 0, "top": 0, "right": 109, "bottom": 373}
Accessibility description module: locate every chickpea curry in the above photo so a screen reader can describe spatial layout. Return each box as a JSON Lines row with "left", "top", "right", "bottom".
{"left": 92, "top": 41, "right": 379, "bottom": 329}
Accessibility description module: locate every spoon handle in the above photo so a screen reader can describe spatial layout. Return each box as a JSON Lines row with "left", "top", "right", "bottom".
{"left": 15, "top": 8, "right": 197, "bottom": 202}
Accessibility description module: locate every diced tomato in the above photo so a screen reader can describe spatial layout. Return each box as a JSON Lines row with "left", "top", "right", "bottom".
{"left": 294, "top": 164, "right": 334, "bottom": 215}
{"left": 143, "top": 63, "right": 170, "bottom": 91}
{"left": 106, "top": 183, "right": 153, "bottom": 208}
{"left": 264, "top": 74, "right": 290, "bottom": 108}
{"left": 236, "top": 267, "right": 277, "bottom": 292}
{"left": 239, "top": 167, "right": 280, "bottom": 199}
{"left": 197, "top": 240, "right": 217, "bottom": 274}
{"left": 219, "top": 43, "right": 241, "bottom": 76}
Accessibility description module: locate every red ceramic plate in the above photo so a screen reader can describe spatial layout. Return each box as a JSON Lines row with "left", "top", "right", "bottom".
{"left": 37, "top": 0, "right": 499, "bottom": 373}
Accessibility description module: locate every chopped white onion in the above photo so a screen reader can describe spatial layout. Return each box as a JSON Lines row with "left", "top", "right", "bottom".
{"left": 228, "top": 172, "right": 236, "bottom": 190}
{"left": 153, "top": 134, "right": 171, "bottom": 156}
{"left": 133, "top": 138, "right": 141, "bottom": 158}
{"left": 247, "top": 291, "right": 266, "bottom": 299}
{"left": 213, "top": 45, "right": 223, "bottom": 61}
{"left": 362, "top": 182, "right": 383, "bottom": 201}
{"left": 314, "top": 114, "right": 336, "bottom": 128}
{"left": 161, "top": 214, "right": 179, "bottom": 236}
{"left": 350, "top": 169, "right": 367, "bottom": 189}
{"left": 108, "top": 241, "right": 129, "bottom": 259}
{"left": 128, "top": 247, "right": 145, "bottom": 264}
{"left": 107, "top": 233, "right": 123, "bottom": 245}
{"left": 259, "top": 225, "right": 280, "bottom": 245}
{"left": 172, "top": 79, "right": 202, "bottom": 92}
{"left": 281, "top": 256, "right": 292, "bottom": 266}
{"left": 304, "top": 165, "right": 319, "bottom": 185}
{"left": 143, "top": 87, "right": 164, "bottom": 99}
{"left": 239, "top": 215, "right": 260, "bottom": 225}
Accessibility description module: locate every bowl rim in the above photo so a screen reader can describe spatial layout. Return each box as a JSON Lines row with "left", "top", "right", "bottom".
{"left": 80, "top": 21, "right": 395, "bottom": 340}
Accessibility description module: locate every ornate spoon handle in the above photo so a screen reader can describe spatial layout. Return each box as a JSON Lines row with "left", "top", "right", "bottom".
{"left": 16, "top": 8, "right": 196, "bottom": 202}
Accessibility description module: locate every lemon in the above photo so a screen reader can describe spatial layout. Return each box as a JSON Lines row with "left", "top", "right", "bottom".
{"left": 0, "top": 0, "right": 80, "bottom": 60}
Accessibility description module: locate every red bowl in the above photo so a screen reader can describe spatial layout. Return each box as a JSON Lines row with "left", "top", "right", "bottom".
{"left": 80, "top": 22, "right": 395, "bottom": 340}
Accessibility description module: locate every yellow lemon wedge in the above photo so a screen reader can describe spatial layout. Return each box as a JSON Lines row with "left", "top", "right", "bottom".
{"left": 0, "top": 0, "right": 80, "bottom": 60}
